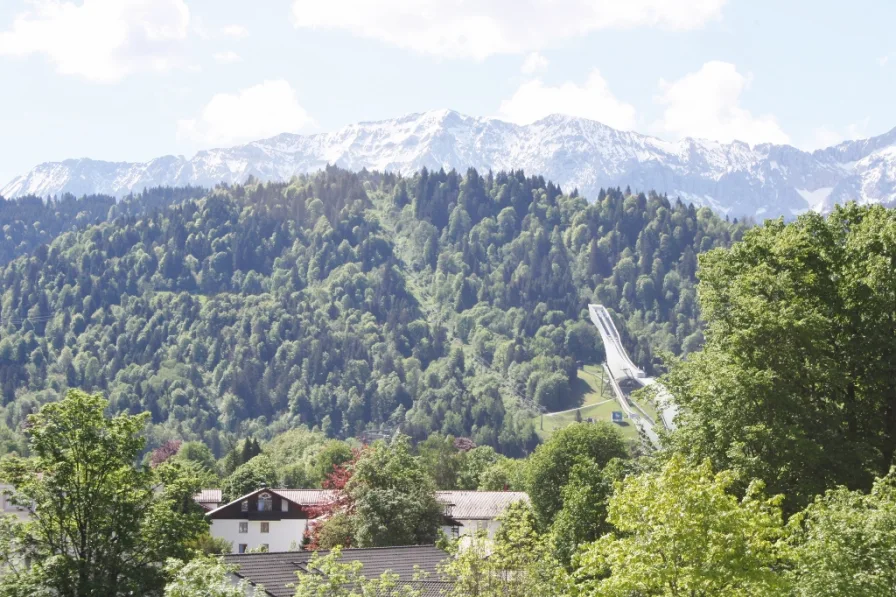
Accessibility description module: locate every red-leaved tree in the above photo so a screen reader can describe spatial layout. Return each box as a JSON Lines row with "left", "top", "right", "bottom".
{"left": 149, "top": 439, "right": 182, "bottom": 468}
{"left": 303, "top": 447, "right": 365, "bottom": 550}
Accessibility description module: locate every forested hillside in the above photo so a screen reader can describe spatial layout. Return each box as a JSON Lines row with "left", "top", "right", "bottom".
{"left": 0, "top": 186, "right": 206, "bottom": 266}
{"left": 0, "top": 168, "right": 746, "bottom": 455}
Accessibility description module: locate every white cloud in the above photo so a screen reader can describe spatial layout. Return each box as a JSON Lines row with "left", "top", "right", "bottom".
{"left": 0, "top": 0, "right": 190, "bottom": 82}
{"left": 221, "top": 24, "right": 248, "bottom": 38}
{"left": 653, "top": 61, "right": 789, "bottom": 146}
{"left": 290, "top": 0, "right": 726, "bottom": 59}
{"left": 811, "top": 127, "right": 844, "bottom": 149}
{"left": 498, "top": 70, "right": 637, "bottom": 130}
{"left": 808, "top": 118, "right": 871, "bottom": 150}
{"left": 214, "top": 50, "right": 242, "bottom": 64}
{"left": 177, "top": 80, "right": 314, "bottom": 148}
{"left": 520, "top": 52, "right": 548, "bottom": 74}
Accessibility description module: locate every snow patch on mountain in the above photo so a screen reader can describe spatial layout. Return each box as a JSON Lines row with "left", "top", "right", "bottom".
{"left": 4, "top": 110, "right": 896, "bottom": 219}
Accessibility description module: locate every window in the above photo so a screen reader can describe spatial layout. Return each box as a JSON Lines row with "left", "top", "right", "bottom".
{"left": 241, "top": 500, "right": 248, "bottom": 512}
{"left": 281, "top": 499, "right": 288, "bottom": 512}
{"left": 260, "top": 522, "right": 270, "bottom": 534}
{"left": 258, "top": 493, "right": 272, "bottom": 512}
{"left": 239, "top": 522, "right": 248, "bottom": 534}
{"left": 238, "top": 544, "right": 248, "bottom": 554}
{"left": 451, "top": 526, "right": 460, "bottom": 539}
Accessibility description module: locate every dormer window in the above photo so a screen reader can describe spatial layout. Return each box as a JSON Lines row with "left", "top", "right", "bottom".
{"left": 258, "top": 493, "right": 272, "bottom": 512}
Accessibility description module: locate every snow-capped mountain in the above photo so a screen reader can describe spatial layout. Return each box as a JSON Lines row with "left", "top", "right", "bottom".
{"left": 4, "top": 109, "right": 896, "bottom": 219}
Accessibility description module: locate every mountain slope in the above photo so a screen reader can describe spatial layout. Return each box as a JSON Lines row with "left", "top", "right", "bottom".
{"left": 5, "top": 109, "right": 896, "bottom": 218}
{"left": 0, "top": 168, "right": 745, "bottom": 454}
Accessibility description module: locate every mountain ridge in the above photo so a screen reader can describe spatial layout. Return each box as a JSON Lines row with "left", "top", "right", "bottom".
{"left": 5, "top": 109, "right": 896, "bottom": 218}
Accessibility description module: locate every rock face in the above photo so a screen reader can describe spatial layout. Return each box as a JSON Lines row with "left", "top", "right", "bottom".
{"left": 4, "top": 109, "right": 896, "bottom": 218}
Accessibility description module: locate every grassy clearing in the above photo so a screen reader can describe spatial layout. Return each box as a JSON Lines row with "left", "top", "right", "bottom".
{"left": 534, "top": 364, "right": 640, "bottom": 443}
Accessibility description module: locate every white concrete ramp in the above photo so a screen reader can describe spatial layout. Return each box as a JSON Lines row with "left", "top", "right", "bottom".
{"left": 589, "top": 304, "right": 678, "bottom": 447}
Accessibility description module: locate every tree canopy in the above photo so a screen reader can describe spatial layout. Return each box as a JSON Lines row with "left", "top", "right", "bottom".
{"left": 0, "top": 168, "right": 745, "bottom": 457}
{"left": 0, "top": 389, "right": 207, "bottom": 597}
{"left": 664, "top": 204, "right": 896, "bottom": 510}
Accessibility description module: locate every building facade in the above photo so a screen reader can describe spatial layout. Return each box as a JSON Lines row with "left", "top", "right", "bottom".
{"left": 203, "top": 488, "right": 529, "bottom": 553}
{"left": 206, "top": 488, "right": 335, "bottom": 553}
{"left": 437, "top": 491, "right": 529, "bottom": 540}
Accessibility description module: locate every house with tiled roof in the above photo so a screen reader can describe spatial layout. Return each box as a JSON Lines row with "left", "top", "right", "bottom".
{"left": 437, "top": 490, "right": 529, "bottom": 540}
{"left": 223, "top": 545, "right": 451, "bottom": 597}
{"left": 202, "top": 488, "right": 529, "bottom": 554}
{"left": 193, "top": 488, "right": 223, "bottom": 511}
{"left": 205, "top": 488, "right": 334, "bottom": 554}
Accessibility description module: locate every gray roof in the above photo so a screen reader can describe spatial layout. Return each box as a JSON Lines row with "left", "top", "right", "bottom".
{"left": 272, "top": 489, "right": 337, "bottom": 505}
{"left": 223, "top": 545, "right": 451, "bottom": 597}
{"left": 194, "top": 489, "right": 222, "bottom": 504}
{"left": 435, "top": 491, "right": 529, "bottom": 520}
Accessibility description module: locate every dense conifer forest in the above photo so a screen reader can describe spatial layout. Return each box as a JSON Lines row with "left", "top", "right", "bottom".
{"left": 0, "top": 167, "right": 747, "bottom": 455}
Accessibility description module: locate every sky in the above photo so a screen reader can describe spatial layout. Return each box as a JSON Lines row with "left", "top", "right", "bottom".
{"left": 0, "top": 0, "right": 894, "bottom": 186}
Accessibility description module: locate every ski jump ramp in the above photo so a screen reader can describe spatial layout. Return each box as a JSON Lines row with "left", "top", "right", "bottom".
{"left": 589, "top": 304, "right": 678, "bottom": 446}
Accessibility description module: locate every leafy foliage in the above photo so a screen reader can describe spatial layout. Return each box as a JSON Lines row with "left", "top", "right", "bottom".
{"left": 575, "top": 454, "right": 789, "bottom": 597}
{"left": 664, "top": 204, "right": 896, "bottom": 510}
{"left": 439, "top": 501, "right": 566, "bottom": 597}
{"left": 787, "top": 470, "right": 896, "bottom": 597}
{"left": 525, "top": 422, "right": 627, "bottom": 525}
{"left": 549, "top": 457, "right": 626, "bottom": 566}
{"left": 292, "top": 546, "right": 426, "bottom": 597}
{"left": 346, "top": 436, "right": 442, "bottom": 547}
{"left": 222, "top": 454, "right": 279, "bottom": 501}
{"left": 0, "top": 389, "right": 208, "bottom": 597}
{"left": 163, "top": 555, "right": 264, "bottom": 597}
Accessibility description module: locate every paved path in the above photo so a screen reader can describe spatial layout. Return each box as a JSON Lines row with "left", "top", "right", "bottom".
{"left": 543, "top": 399, "right": 613, "bottom": 417}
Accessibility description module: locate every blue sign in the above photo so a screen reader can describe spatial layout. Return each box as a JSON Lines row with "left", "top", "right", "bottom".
{"left": 611, "top": 411, "right": 624, "bottom": 423}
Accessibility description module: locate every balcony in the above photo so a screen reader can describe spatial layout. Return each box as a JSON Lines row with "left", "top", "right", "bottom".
{"left": 244, "top": 511, "right": 283, "bottom": 521}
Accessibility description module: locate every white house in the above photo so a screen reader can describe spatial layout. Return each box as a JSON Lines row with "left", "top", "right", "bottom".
{"left": 205, "top": 488, "right": 335, "bottom": 554}
{"left": 203, "top": 488, "right": 529, "bottom": 553}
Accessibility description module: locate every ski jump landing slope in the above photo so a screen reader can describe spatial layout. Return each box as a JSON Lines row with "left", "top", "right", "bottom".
{"left": 588, "top": 305, "right": 678, "bottom": 444}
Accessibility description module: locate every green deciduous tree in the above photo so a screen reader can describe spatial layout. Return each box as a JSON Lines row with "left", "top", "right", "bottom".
{"left": 575, "top": 454, "right": 789, "bottom": 597}
{"left": 222, "top": 454, "right": 278, "bottom": 501}
{"left": 665, "top": 205, "right": 896, "bottom": 510}
{"left": 549, "top": 458, "right": 626, "bottom": 566}
{"left": 163, "top": 556, "right": 264, "bottom": 597}
{"left": 0, "top": 389, "right": 208, "bottom": 597}
{"left": 787, "top": 469, "right": 896, "bottom": 597}
{"left": 526, "top": 422, "right": 627, "bottom": 525}
{"left": 175, "top": 441, "right": 218, "bottom": 475}
{"left": 293, "top": 547, "right": 425, "bottom": 597}
{"left": 477, "top": 455, "right": 527, "bottom": 491}
{"left": 346, "top": 436, "right": 442, "bottom": 547}
{"left": 457, "top": 445, "right": 500, "bottom": 490}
